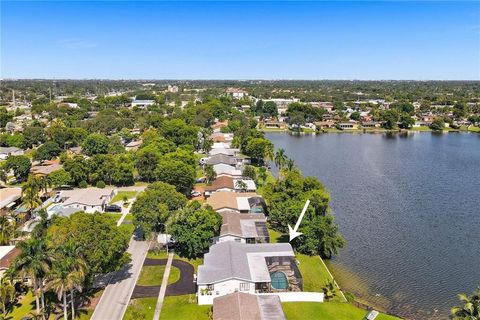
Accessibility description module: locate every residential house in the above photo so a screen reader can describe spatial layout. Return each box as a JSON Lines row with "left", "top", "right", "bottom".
{"left": 0, "top": 246, "right": 21, "bottom": 277}
{"left": 205, "top": 176, "right": 256, "bottom": 197}
{"left": 206, "top": 191, "right": 266, "bottom": 214}
{"left": 131, "top": 99, "right": 155, "bottom": 108}
{"left": 209, "top": 148, "right": 239, "bottom": 157}
{"left": 125, "top": 139, "right": 142, "bottom": 151}
{"left": 213, "top": 292, "right": 286, "bottom": 320}
{"left": 314, "top": 121, "right": 335, "bottom": 129}
{"left": 361, "top": 121, "right": 381, "bottom": 129}
{"left": 262, "top": 120, "right": 286, "bottom": 130}
{"left": 205, "top": 154, "right": 239, "bottom": 166}
{"left": 0, "top": 146, "right": 24, "bottom": 160}
{"left": 0, "top": 187, "right": 22, "bottom": 213}
{"left": 338, "top": 122, "right": 359, "bottom": 130}
{"left": 197, "top": 241, "right": 302, "bottom": 305}
{"left": 262, "top": 99, "right": 299, "bottom": 115}
{"left": 31, "top": 160, "right": 62, "bottom": 177}
{"left": 50, "top": 187, "right": 117, "bottom": 214}
{"left": 217, "top": 211, "right": 269, "bottom": 244}
{"left": 226, "top": 88, "right": 248, "bottom": 99}
{"left": 213, "top": 164, "right": 242, "bottom": 177}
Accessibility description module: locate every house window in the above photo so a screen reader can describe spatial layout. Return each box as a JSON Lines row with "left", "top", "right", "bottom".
{"left": 240, "top": 283, "right": 250, "bottom": 291}
{"left": 207, "top": 284, "right": 214, "bottom": 291}
{"left": 235, "top": 238, "right": 241, "bottom": 242}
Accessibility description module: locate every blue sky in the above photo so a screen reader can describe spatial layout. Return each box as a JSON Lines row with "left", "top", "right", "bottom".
{"left": 1, "top": 1, "right": 479, "bottom": 80}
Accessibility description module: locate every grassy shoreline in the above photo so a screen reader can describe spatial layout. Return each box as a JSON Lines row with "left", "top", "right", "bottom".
{"left": 260, "top": 126, "right": 480, "bottom": 134}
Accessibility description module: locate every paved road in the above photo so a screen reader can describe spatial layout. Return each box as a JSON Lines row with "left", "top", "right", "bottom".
{"left": 91, "top": 238, "right": 150, "bottom": 320}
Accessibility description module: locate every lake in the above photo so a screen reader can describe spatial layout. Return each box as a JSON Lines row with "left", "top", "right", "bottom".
{"left": 266, "top": 132, "right": 480, "bottom": 320}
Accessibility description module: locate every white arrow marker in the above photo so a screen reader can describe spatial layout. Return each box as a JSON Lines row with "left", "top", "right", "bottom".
{"left": 288, "top": 199, "right": 310, "bottom": 242}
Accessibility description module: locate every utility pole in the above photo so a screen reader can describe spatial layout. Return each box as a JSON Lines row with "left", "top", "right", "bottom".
{"left": 12, "top": 89, "right": 15, "bottom": 107}
{"left": 49, "top": 87, "right": 52, "bottom": 102}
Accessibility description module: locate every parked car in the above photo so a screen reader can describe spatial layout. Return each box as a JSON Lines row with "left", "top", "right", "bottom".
{"left": 195, "top": 177, "right": 206, "bottom": 183}
{"left": 105, "top": 204, "right": 122, "bottom": 212}
{"left": 191, "top": 190, "right": 202, "bottom": 197}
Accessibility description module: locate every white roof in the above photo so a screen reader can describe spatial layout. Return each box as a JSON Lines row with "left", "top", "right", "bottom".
{"left": 213, "top": 164, "right": 237, "bottom": 174}
{"left": 236, "top": 197, "right": 251, "bottom": 211}
{"left": 61, "top": 188, "right": 115, "bottom": 206}
{"left": 233, "top": 179, "right": 256, "bottom": 191}
{"left": 212, "top": 142, "right": 231, "bottom": 149}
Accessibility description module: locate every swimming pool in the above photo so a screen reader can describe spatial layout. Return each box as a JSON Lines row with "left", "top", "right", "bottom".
{"left": 270, "top": 271, "right": 288, "bottom": 290}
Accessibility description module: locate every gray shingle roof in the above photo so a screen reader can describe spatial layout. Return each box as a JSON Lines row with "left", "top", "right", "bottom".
{"left": 197, "top": 242, "right": 294, "bottom": 285}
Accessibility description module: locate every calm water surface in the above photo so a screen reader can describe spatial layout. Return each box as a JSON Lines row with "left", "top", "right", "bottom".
{"left": 266, "top": 132, "right": 480, "bottom": 320}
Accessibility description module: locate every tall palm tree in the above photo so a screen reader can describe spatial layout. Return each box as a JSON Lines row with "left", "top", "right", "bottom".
{"left": 451, "top": 287, "right": 480, "bottom": 320}
{"left": 0, "top": 216, "right": 15, "bottom": 245}
{"left": 274, "top": 148, "right": 287, "bottom": 169}
{"left": 22, "top": 174, "right": 43, "bottom": 219}
{"left": 0, "top": 277, "right": 15, "bottom": 315}
{"left": 285, "top": 158, "right": 296, "bottom": 172}
{"left": 13, "top": 238, "right": 52, "bottom": 317}
{"left": 55, "top": 243, "right": 86, "bottom": 320}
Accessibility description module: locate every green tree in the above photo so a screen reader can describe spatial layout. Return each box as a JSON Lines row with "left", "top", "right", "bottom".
{"left": 204, "top": 164, "right": 216, "bottom": 184}
{"left": 22, "top": 174, "right": 43, "bottom": 218}
{"left": 131, "top": 182, "right": 187, "bottom": 238}
{"left": 0, "top": 277, "right": 15, "bottom": 315}
{"left": 430, "top": 118, "right": 446, "bottom": 131}
{"left": 381, "top": 109, "right": 399, "bottom": 129}
{"left": 63, "top": 156, "right": 90, "bottom": 186}
{"left": 13, "top": 238, "right": 52, "bottom": 315}
{"left": 135, "top": 150, "right": 160, "bottom": 182}
{"left": 350, "top": 111, "right": 360, "bottom": 121}
{"left": 155, "top": 160, "right": 195, "bottom": 194}
{"left": 451, "top": 287, "right": 480, "bottom": 320}
{"left": 242, "top": 165, "right": 257, "bottom": 181}
{"left": 48, "top": 169, "right": 72, "bottom": 189}
{"left": 245, "top": 137, "right": 274, "bottom": 164}
{"left": 262, "top": 101, "right": 278, "bottom": 117}
{"left": 0, "top": 216, "right": 15, "bottom": 245}
{"left": 34, "top": 141, "right": 62, "bottom": 161}
{"left": 82, "top": 133, "right": 110, "bottom": 156}
{"left": 274, "top": 148, "right": 287, "bottom": 169}
{"left": 322, "top": 280, "right": 337, "bottom": 301}
{"left": 169, "top": 202, "right": 222, "bottom": 258}
{"left": 399, "top": 113, "right": 415, "bottom": 129}
{"left": 46, "top": 212, "right": 130, "bottom": 276}
{"left": 23, "top": 126, "right": 46, "bottom": 149}
{"left": 0, "top": 108, "right": 13, "bottom": 129}
{"left": 5, "top": 155, "right": 31, "bottom": 181}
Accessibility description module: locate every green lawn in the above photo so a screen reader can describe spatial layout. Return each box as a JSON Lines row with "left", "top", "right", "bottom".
{"left": 468, "top": 126, "right": 480, "bottom": 133}
{"left": 105, "top": 212, "right": 122, "bottom": 222}
{"left": 268, "top": 228, "right": 288, "bottom": 243}
{"left": 282, "top": 302, "right": 401, "bottom": 320}
{"left": 110, "top": 191, "right": 137, "bottom": 204}
{"left": 147, "top": 250, "right": 168, "bottom": 260}
{"left": 161, "top": 294, "right": 211, "bottom": 320}
{"left": 123, "top": 297, "right": 157, "bottom": 320}
{"left": 168, "top": 266, "right": 181, "bottom": 285}
{"left": 410, "top": 126, "right": 431, "bottom": 131}
{"left": 137, "top": 265, "right": 165, "bottom": 286}
{"left": 6, "top": 291, "right": 36, "bottom": 319}
{"left": 122, "top": 213, "right": 133, "bottom": 222}
{"left": 296, "top": 254, "right": 335, "bottom": 294}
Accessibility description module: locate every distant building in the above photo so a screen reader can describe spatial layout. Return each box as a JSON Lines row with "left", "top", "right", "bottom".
{"left": 226, "top": 88, "right": 248, "bottom": 99}
{"left": 167, "top": 85, "right": 179, "bottom": 93}
{"left": 0, "top": 146, "right": 24, "bottom": 160}
{"left": 131, "top": 99, "right": 155, "bottom": 108}
{"left": 262, "top": 98, "right": 299, "bottom": 115}
{"left": 338, "top": 122, "right": 359, "bottom": 130}
{"left": 31, "top": 160, "right": 62, "bottom": 177}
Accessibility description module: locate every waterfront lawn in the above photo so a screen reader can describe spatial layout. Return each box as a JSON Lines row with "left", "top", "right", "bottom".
{"left": 137, "top": 265, "right": 165, "bottom": 286}
{"left": 161, "top": 294, "right": 211, "bottom": 320}
{"left": 296, "top": 254, "right": 335, "bottom": 293}
{"left": 124, "top": 297, "right": 157, "bottom": 320}
{"left": 468, "top": 126, "right": 480, "bottom": 132}
{"left": 410, "top": 126, "right": 431, "bottom": 131}
{"left": 110, "top": 191, "right": 137, "bottom": 204}
{"left": 282, "top": 302, "right": 401, "bottom": 320}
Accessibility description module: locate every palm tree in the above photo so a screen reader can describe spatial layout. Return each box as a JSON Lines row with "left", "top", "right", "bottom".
{"left": 451, "top": 287, "right": 480, "bottom": 319}
{"left": 274, "top": 148, "right": 287, "bottom": 169}
{"left": 47, "top": 260, "right": 70, "bottom": 320}
{"left": 0, "top": 277, "right": 15, "bottom": 315}
{"left": 285, "top": 158, "right": 296, "bottom": 172}
{"left": 55, "top": 243, "right": 86, "bottom": 320}
{"left": 0, "top": 216, "right": 15, "bottom": 245}
{"left": 322, "top": 280, "right": 337, "bottom": 301}
{"left": 204, "top": 165, "right": 216, "bottom": 184}
{"left": 235, "top": 180, "right": 248, "bottom": 192}
{"left": 22, "top": 174, "right": 43, "bottom": 219}
{"left": 13, "top": 238, "right": 52, "bottom": 317}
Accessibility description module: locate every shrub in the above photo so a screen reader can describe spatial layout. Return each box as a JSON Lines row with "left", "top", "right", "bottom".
{"left": 79, "top": 180, "right": 88, "bottom": 188}
{"left": 96, "top": 180, "right": 106, "bottom": 188}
